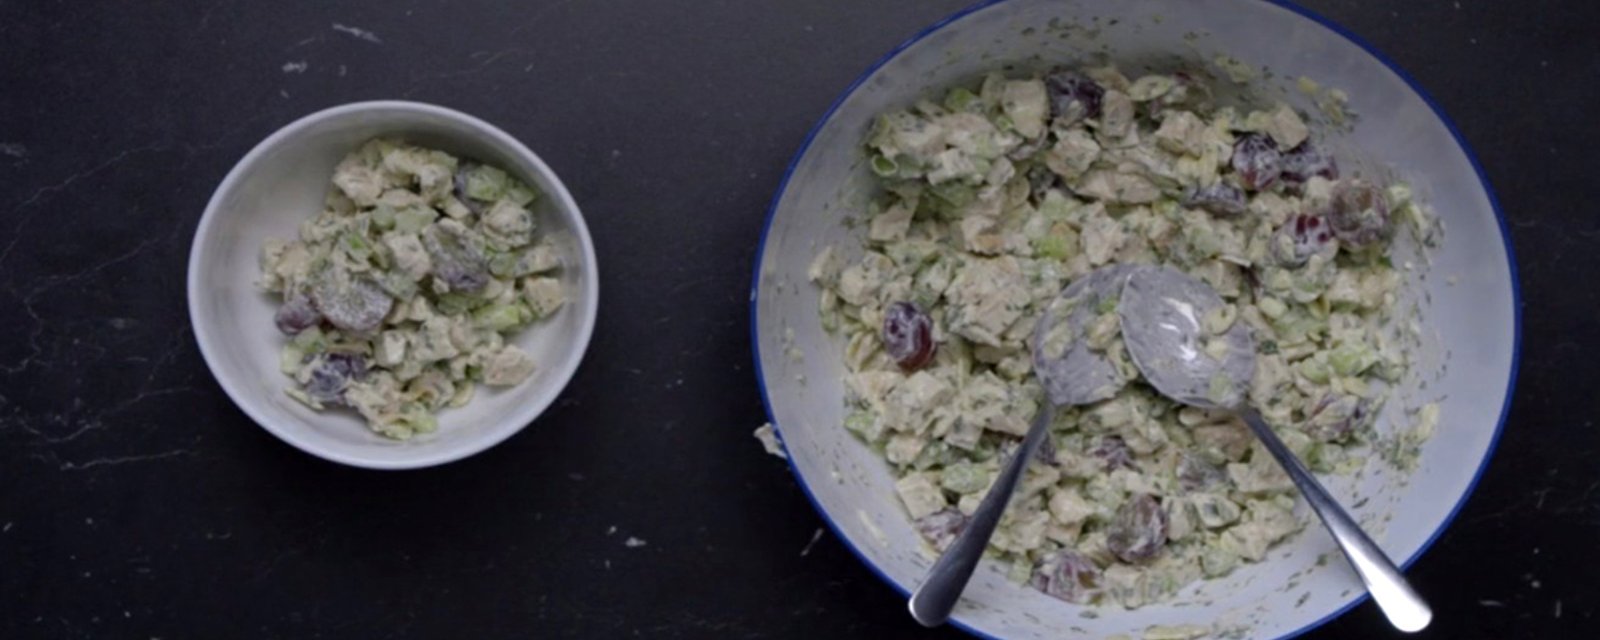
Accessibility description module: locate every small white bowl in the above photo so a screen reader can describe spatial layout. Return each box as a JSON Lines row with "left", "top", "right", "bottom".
{"left": 189, "top": 101, "right": 599, "bottom": 470}
{"left": 752, "top": 1, "right": 1518, "bottom": 638}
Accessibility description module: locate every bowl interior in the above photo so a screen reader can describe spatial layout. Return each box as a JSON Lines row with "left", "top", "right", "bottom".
{"left": 753, "top": 0, "right": 1515, "bottom": 637}
{"left": 190, "top": 102, "right": 598, "bottom": 469}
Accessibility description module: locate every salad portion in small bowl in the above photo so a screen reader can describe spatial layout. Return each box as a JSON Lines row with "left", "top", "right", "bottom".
{"left": 191, "top": 101, "right": 598, "bottom": 469}
{"left": 261, "top": 139, "right": 569, "bottom": 440}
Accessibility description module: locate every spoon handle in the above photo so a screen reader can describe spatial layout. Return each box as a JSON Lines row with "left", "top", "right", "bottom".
{"left": 1237, "top": 407, "right": 1432, "bottom": 633}
{"left": 908, "top": 403, "right": 1055, "bottom": 627}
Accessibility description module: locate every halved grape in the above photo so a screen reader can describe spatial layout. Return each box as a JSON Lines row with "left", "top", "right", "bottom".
{"left": 1230, "top": 133, "right": 1282, "bottom": 191}
{"left": 311, "top": 272, "right": 393, "bottom": 334}
{"left": 1088, "top": 435, "right": 1135, "bottom": 471}
{"left": 1271, "top": 213, "right": 1335, "bottom": 267}
{"left": 1279, "top": 140, "right": 1339, "bottom": 187}
{"left": 1032, "top": 549, "right": 1101, "bottom": 603}
{"left": 1107, "top": 494, "right": 1168, "bottom": 563}
{"left": 303, "top": 352, "right": 367, "bottom": 406}
{"left": 914, "top": 509, "right": 970, "bottom": 551}
{"left": 882, "top": 301, "right": 935, "bottom": 371}
{"left": 274, "top": 293, "right": 322, "bottom": 335}
{"left": 1328, "top": 180, "right": 1390, "bottom": 248}
{"left": 1044, "top": 69, "right": 1105, "bottom": 124}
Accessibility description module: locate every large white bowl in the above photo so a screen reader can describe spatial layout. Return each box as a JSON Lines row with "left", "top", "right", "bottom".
{"left": 190, "top": 101, "right": 599, "bottom": 470}
{"left": 751, "top": 1, "right": 1519, "bottom": 637}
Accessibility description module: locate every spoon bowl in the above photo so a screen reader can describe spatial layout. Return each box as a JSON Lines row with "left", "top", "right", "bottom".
{"left": 1118, "top": 265, "right": 1255, "bottom": 409}
{"left": 1031, "top": 263, "right": 1152, "bottom": 407}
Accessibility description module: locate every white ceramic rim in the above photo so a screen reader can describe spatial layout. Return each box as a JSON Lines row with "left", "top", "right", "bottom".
{"left": 746, "top": 1, "right": 1522, "bottom": 637}
{"left": 187, "top": 100, "right": 600, "bottom": 470}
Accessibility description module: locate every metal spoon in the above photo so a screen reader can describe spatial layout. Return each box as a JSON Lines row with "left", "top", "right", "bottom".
{"left": 907, "top": 264, "right": 1149, "bottom": 627}
{"left": 1117, "top": 265, "right": 1431, "bottom": 633}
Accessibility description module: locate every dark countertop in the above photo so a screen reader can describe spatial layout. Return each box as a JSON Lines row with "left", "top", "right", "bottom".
{"left": 1, "top": 1, "right": 1594, "bottom": 638}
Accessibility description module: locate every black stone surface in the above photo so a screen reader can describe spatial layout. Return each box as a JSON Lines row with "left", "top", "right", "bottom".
{"left": 0, "top": 1, "right": 1594, "bottom": 638}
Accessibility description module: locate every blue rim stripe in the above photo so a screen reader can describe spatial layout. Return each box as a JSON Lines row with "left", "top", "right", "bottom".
{"left": 748, "top": 0, "right": 1521, "bottom": 637}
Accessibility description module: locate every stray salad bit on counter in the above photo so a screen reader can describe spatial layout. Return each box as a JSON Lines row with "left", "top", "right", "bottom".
{"left": 806, "top": 66, "right": 1437, "bottom": 608}
{"left": 260, "top": 139, "right": 565, "bottom": 439}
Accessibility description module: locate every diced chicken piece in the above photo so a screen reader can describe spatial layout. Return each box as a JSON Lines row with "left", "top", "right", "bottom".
{"left": 1154, "top": 111, "right": 1209, "bottom": 156}
{"left": 383, "top": 233, "right": 432, "bottom": 281}
{"left": 521, "top": 277, "right": 565, "bottom": 319}
{"left": 944, "top": 257, "right": 1029, "bottom": 347}
{"left": 1073, "top": 169, "right": 1161, "bottom": 204}
{"left": 1245, "top": 103, "right": 1310, "bottom": 150}
{"left": 1045, "top": 129, "right": 1101, "bottom": 180}
{"left": 1080, "top": 213, "right": 1128, "bottom": 266}
{"left": 1098, "top": 90, "right": 1135, "bottom": 140}
{"left": 895, "top": 472, "right": 947, "bottom": 519}
{"left": 868, "top": 199, "right": 915, "bottom": 243}
{"left": 483, "top": 344, "right": 537, "bottom": 386}
{"left": 332, "top": 162, "right": 383, "bottom": 207}
{"left": 1001, "top": 79, "right": 1049, "bottom": 139}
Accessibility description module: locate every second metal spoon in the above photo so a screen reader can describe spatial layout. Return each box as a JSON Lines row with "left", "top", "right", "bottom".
{"left": 1117, "top": 265, "right": 1431, "bottom": 633}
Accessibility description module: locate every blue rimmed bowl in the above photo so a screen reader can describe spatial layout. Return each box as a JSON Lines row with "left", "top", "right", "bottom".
{"left": 750, "top": 0, "right": 1518, "bottom": 637}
